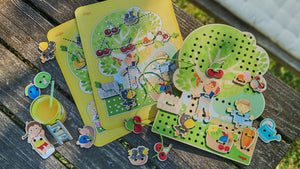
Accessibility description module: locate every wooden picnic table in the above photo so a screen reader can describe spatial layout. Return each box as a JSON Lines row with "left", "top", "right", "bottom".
{"left": 0, "top": 0, "right": 299, "bottom": 168}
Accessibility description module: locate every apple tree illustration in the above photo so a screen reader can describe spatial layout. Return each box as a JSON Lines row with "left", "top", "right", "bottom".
{"left": 91, "top": 7, "right": 163, "bottom": 76}
{"left": 174, "top": 24, "right": 269, "bottom": 119}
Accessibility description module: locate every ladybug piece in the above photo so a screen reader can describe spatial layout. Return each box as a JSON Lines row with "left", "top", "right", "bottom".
{"left": 154, "top": 142, "right": 172, "bottom": 161}
{"left": 38, "top": 41, "right": 56, "bottom": 63}
{"left": 25, "top": 83, "right": 41, "bottom": 99}
{"left": 124, "top": 116, "right": 142, "bottom": 134}
{"left": 233, "top": 71, "right": 251, "bottom": 86}
{"left": 155, "top": 30, "right": 170, "bottom": 42}
{"left": 122, "top": 9, "right": 139, "bottom": 26}
{"left": 104, "top": 21, "right": 120, "bottom": 36}
{"left": 206, "top": 62, "right": 224, "bottom": 78}
{"left": 128, "top": 146, "right": 148, "bottom": 165}
{"left": 250, "top": 76, "right": 267, "bottom": 92}
{"left": 76, "top": 125, "right": 95, "bottom": 148}
{"left": 96, "top": 41, "right": 111, "bottom": 57}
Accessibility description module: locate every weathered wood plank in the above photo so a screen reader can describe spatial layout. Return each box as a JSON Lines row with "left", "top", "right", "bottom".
{"left": 123, "top": 126, "right": 234, "bottom": 169}
{"left": 0, "top": 0, "right": 70, "bottom": 94}
{"left": 0, "top": 44, "right": 145, "bottom": 169}
{"left": 0, "top": 110, "right": 66, "bottom": 169}
{"left": 26, "top": 0, "right": 99, "bottom": 24}
{"left": 190, "top": 0, "right": 300, "bottom": 74}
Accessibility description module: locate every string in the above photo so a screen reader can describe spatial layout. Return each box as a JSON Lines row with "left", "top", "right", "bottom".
{"left": 134, "top": 121, "right": 164, "bottom": 158}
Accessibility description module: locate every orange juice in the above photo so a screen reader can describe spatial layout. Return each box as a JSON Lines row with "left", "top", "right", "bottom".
{"left": 30, "top": 95, "right": 66, "bottom": 125}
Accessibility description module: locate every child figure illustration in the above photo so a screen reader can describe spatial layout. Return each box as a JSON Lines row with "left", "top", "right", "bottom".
{"left": 87, "top": 101, "right": 102, "bottom": 133}
{"left": 121, "top": 53, "right": 141, "bottom": 89}
{"left": 153, "top": 52, "right": 173, "bottom": 94}
{"left": 22, "top": 121, "right": 55, "bottom": 159}
{"left": 193, "top": 80, "right": 220, "bottom": 123}
{"left": 227, "top": 99, "right": 254, "bottom": 128}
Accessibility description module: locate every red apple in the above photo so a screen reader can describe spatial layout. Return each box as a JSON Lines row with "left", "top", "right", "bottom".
{"left": 206, "top": 68, "right": 223, "bottom": 78}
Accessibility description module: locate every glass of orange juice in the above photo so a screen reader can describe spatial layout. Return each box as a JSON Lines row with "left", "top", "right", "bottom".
{"left": 30, "top": 95, "right": 66, "bottom": 125}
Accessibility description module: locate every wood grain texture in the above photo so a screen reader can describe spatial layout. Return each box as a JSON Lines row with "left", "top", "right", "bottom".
{"left": 123, "top": 126, "right": 234, "bottom": 169}
{"left": 0, "top": 110, "right": 66, "bottom": 169}
{"left": 190, "top": 0, "right": 300, "bottom": 74}
{"left": 0, "top": 0, "right": 71, "bottom": 94}
{"left": 0, "top": 44, "right": 143, "bottom": 169}
{"left": 26, "top": 0, "right": 99, "bottom": 24}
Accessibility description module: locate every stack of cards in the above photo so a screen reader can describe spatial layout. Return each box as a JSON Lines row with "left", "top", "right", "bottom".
{"left": 48, "top": 0, "right": 183, "bottom": 146}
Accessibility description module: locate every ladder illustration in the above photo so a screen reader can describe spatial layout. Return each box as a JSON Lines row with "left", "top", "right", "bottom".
{"left": 47, "top": 120, "right": 73, "bottom": 145}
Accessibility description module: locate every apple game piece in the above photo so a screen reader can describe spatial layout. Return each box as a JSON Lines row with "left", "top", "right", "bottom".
{"left": 38, "top": 41, "right": 56, "bottom": 63}
{"left": 173, "top": 113, "right": 195, "bottom": 138}
{"left": 22, "top": 121, "right": 55, "bottom": 159}
{"left": 128, "top": 146, "right": 148, "bottom": 165}
{"left": 250, "top": 76, "right": 267, "bottom": 92}
{"left": 233, "top": 71, "right": 251, "bottom": 86}
{"left": 34, "top": 72, "right": 52, "bottom": 89}
{"left": 124, "top": 116, "right": 142, "bottom": 134}
{"left": 25, "top": 83, "right": 41, "bottom": 99}
{"left": 154, "top": 142, "right": 172, "bottom": 161}
{"left": 206, "top": 62, "right": 224, "bottom": 78}
{"left": 258, "top": 119, "right": 281, "bottom": 143}
{"left": 76, "top": 125, "right": 95, "bottom": 148}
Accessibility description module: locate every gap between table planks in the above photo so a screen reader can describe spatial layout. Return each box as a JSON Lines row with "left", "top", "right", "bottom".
{"left": 0, "top": 0, "right": 299, "bottom": 168}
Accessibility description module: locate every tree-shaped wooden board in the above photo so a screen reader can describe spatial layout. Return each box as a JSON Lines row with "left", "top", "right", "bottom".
{"left": 152, "top": 24, "right": 270, "bottom": 165}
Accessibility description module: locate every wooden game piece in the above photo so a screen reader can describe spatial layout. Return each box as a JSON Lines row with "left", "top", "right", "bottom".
{"left": 124, "top": 116, "right": 142, "bottom": 134}
{"left": 96, "top": 41, "right": 111, "bottom": 57}
{"left": 154, "top": 143, "right": 172, "bottom": 161}
{"left": 258, "top": 119, "right": 281, "bottom": 143}
{"left": 241, "top": 127, "right": 256, "bottom": 149}
{"left": 155, "top": 30, "right": 170, "bottom": 42}
{"left": 122, "top": 9, "right": 139, "bottom": 26}
{"left": 76, "top": 125, "right": 95, "bottom": 148}
{"left": 206, "top": 62, "right": 224, "bottom": 78}
{"left": 96, "top": 81, "right": 120, "bottom": 99}
{"left": 250, "top": 76, "right": 267, "bottom": 92}
{"left": 25, "top": 83, "right": 41, "bottom": 100}
{"left": 46, "top": 120, "right": 72, "bottom": 145}
{"left": 128, "top": 146, "right": 148, "bottom": 165}
{"left": 173, "top": 113, "right": 195, "bottom": 138}
{"left": 205, "top": 125, "right": 238, "bottom": 153}
{"left": 143, "top": 31, "right": 155, "bottom": 46}
{"left": 71, "top": 52, "right": 86, "bottom": 70}
{"left": 120, "top": 89, "right": 137, "bottom": 110}
{"left": 38, "top": 41, "right": 56, "bottom": 63}
{"left": 227, "top": 99, "right": 253, "bottom": 128}
{"left": 233, "top": 71, "right": 251, "bottom": 86}
{"left": 22, "top": 121, "right": 55, "bottom": 159}
{"left": 157, "top": 93, "right": 182, "bottom": 115}
{"left": 34, "top": 72, "right": 52, "bottom": 89}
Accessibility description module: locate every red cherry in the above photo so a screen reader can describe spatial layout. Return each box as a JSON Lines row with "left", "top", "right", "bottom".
{"left": 112, "top": 27, "right": 119, "bottom": 34}
{"left": 133, "top": 124, "right": 142, "bottom": 133}
{"left": 133, "top": 116, "right": 141, "bottom": 123}
{"left": 120, "top": 46, "right": 127, "bottom": 53}
{"left": 215, "top": 69, "right": 224, "bottom": 78}
{"left": 158, "top": 152, "right": 167, "bottom": 161}
{"left": 127, "top": 44, "right": 134, "bottom": 51}
{"left": 154, "top": 143, "right": 162, "bottom": 152}
{"left": 206, "top": 68, "right": 214, "bottom": 77}
{"left": 218, "top": 144, "right": 224, "bottom": 150}
{"left": 224, "top": 146, "right": 230, "bottom": 152}
{"left": 96, "top": 49, "right": 103, "bottom": 57}
{"left": 103, "top": 48, "right": 110, "bottom": 55}
{"left": 157, "top": 31, "right": 162, "bottom": 35}
{"left": 104, "top": 29, "right": 111, "bottom": 36}
{"left": 163, "top": 34, "right": 169, "bottom": 39}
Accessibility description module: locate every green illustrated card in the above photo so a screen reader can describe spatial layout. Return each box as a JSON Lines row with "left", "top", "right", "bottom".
{"left": 152, "top": 24, "right": 270, "bottom": 165}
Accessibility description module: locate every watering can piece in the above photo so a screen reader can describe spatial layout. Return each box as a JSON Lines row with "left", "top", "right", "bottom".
{"left": 258, "top": 119, "right": 281, "bottom": 143}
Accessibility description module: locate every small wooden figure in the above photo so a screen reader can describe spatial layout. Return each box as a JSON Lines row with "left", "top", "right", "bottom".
{"left": 76, "top": 125, "right": 95, "bottom": 148}
{"left": 173, "top": 113, "right": 195, "bottom": 138}
{"left": 250, "top": 76, "right": 267, "bottom": 92}
{"left": 233, "top": 71, "right": 251, "bottom": 86}
{"left": 227, "top": 99, "right": 254, "bottom": 128}
{"left": 128, "top": 146, "right": 148, "bottom": 165}
{"left": 258, "top": 119, "right": 281, "bottom": 143}
{"left": 122, "top": 9, "right": 139, "bottom": 25}
{"left": 38, "top": 41, "right": 56, "bottom": 63}
{"left": 46, "top": 120, "right": 72, "bottom": 145}
{"left": 154, "top": 142, "right": 172, "bottom": 161}
{"left": 22, "top": 121, "right": 55, "bottom": 159}
{"left": 241, "top": 127, "right": 256, "bottom": 149}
